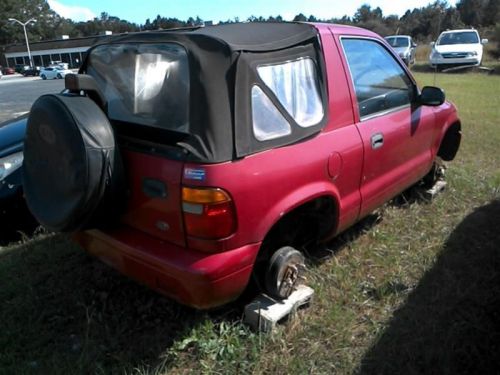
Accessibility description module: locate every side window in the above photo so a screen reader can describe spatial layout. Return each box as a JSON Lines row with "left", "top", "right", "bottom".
{"left": 251, "top": 57, "right": 324, "bottom": 141}
{"left": 341, "top": 38, "right": 414, "bottom": 119}
{"left": 252, "top": 86, "right": 291, "bottom": 141}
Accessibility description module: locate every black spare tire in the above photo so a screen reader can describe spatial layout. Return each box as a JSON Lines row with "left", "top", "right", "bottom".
{"left": 23, "top": 93, "right": 122, "bottom": 232}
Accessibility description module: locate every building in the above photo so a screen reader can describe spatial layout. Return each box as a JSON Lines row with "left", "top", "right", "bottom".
{"left": 1, "top": 33, "right": 114, "bottom": 69}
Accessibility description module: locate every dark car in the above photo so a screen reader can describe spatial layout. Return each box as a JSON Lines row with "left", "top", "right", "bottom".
{"left": 0, "top": 116, "right": 35, "bottom": 235}
{"left": 0, "top": 116, "right": 25, "bottom": 200}
{"left": 22, "top": 66, "right": 41, "bottom": 76}
{"left": 22, "top": 23, "right": 460, "bottom": 308}
{"left": 14, "top": 64, "right": 29, "bottom": 73}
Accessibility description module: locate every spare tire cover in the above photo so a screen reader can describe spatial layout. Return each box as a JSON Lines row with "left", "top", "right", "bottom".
{"left": 23, "top": 94, "right": 118, "bottom": 232}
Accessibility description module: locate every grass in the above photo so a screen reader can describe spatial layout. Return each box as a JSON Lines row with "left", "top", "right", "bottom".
{"left": 1, "top": 72, "right": 500, "bottom": 374}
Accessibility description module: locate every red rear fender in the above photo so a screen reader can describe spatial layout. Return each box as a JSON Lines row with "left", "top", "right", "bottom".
{"left": 255, "top": 182, "right": 341, "bottom": 243}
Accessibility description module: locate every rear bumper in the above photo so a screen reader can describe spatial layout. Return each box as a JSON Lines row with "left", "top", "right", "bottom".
{"left": 74, "top": 228, "right": 261, "bottom": 309}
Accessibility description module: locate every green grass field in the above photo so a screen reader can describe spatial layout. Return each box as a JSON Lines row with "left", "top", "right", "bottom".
{"left": 1, "top": 71, "right": 499, "bottom": 374}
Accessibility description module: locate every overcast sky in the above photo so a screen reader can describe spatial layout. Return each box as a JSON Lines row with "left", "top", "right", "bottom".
{"left": 47, "top": 0, "right": 459, "bottom": 23}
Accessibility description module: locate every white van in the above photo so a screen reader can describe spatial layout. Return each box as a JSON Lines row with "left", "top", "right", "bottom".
{"left": 429, "top": 29, "right": 488, "bottom": 69}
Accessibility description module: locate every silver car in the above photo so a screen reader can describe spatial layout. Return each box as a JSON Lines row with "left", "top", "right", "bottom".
{"left": 385, "top": 35, "right": 417, "bottom": 66}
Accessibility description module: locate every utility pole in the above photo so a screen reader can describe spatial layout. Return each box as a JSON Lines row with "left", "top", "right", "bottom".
{"left": 8, "top": 17, "right": 36, "bottom": 68}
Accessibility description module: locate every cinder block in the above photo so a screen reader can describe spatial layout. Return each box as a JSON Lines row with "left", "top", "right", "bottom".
{"left": 424, "top": 180, "right": 447, "bottom": 200}
{"left": 244, "top": 285, "right": 314, "bottom": 332}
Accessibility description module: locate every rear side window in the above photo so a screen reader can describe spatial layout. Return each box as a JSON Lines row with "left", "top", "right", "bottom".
{"left": 386, "top": 37, "right": 410, "bottom": 48}
{"left": 87, "top": 43, "right": 189, "bottom": 133}
{"left": 252, "top": 57, "right": 324, "bottom": 141}
{"left": 251, "top": 86, "right": 292, "bottom": 141}
{"left": 341, "top": 38, "right": 413, "bottom": 119}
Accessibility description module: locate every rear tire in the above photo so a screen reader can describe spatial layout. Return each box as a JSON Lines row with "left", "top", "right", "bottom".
{"left": 41, "top": 74, "right": 46, "bottom": 80}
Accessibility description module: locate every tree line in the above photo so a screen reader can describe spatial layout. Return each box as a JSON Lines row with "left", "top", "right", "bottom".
{"left": 1, "top": 0, "right": 499, "bottom": 48}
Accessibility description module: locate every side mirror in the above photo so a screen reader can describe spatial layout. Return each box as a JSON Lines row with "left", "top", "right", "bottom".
{"left": 481, "top": 38, "right": 488, "bottom": 45}
{"left": 420, "top": 86, "right": 445, "bottom": 106}
{"left": 430, "top": 41, "right": 435, "bottom": 46}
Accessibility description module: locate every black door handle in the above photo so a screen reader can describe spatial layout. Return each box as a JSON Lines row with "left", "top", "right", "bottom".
{"left": 371, "top": 133, "right": 384, "bottom": 149}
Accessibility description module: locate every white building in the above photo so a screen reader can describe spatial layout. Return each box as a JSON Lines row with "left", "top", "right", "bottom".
{"left": 1, "top": 33, "right": 114, "bottom": 69}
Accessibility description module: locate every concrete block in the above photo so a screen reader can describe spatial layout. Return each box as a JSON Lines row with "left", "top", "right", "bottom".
{"left": 424, "top": 179, "right": 447, "bottom": 200}
{"left": 244, "top": 285, "right": 314, "bottom": 332}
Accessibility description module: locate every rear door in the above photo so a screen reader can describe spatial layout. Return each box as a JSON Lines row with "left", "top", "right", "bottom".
{"left": 120, "top": 147, "right": 186, "bottom": 247}
{"left": 86, "top": 42, "right": 191, "bottom": 246}
{"left": 340, "top": 37, "right": 436, "bottom": 217}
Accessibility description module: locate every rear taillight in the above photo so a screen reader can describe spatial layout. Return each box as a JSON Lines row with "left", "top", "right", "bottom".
{"left": 182, "top": 186, "right": 236, "bottom": 240}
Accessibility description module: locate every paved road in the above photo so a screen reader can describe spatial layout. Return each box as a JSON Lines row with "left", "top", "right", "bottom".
{"left": 0, "top": 76, "right": 64, "bottom": 123}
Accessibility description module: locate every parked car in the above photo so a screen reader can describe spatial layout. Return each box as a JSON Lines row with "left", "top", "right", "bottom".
{"left": 14, "top": 64, "right": 29, "bottom": 73}
{"left": 385, "top": 35, "right": 417, "bottom": 66}
{"left": 429, "top": 29, "right": 487, "bottom": 69}
{"left": 22, "top": 23, "right": 461, "bottom": 309}
{"left": 40, "top": 66, "right": 72, "bottom": 80}
{"left": 22, "top": 66, "right": 41, "bottom": 76}
{"left": 0, "top": 69, "right": 2, "bottom": 79}
{"left": 0, "top": 116, "right": 30, "bottom": 226}
{"left": 2, "top": 67, "right": 15, "bottom": 75}
{"left": 49, "top": 61, "right": 69, "bottom": 70}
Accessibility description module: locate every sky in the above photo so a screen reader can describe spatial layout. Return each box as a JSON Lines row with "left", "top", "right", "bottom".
{"left": 47, "top": 0, "right": 459, "bottom": 24}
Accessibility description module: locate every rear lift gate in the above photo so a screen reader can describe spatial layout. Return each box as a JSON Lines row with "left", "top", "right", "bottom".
{"left": 120, "top": 149, "right": 186, "bottom": 247}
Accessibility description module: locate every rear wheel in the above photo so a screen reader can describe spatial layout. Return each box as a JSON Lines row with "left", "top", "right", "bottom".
{"left": 57, "top": 73, "right": 62, "bottom": 79}
{"left": 264, "top": 246, "right": 306, "bottom": 300}
{"left": 41, "top": 74, "right": 46, "bottom": 80}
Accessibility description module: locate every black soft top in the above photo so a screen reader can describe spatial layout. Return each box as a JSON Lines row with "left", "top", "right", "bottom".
{"left": 82, "top": 23, "right": 326, "bottom": 163}
{"left": 114, "top": 22, "right": 318, "bottom": 52}
{"left": 188, "top": 22, "right": 318, "bottom": 51}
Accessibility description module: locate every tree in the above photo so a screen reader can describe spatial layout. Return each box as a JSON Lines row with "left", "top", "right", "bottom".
{"left": 0, "top": 0, "right": 64, "bottom": 45}
{"left": 353, "top": 5, "right": 383, "bottom": 23}
{"left": 293, "top": 13, "right": 307, "bottom": 22}
{"left": 352, "top": 5, "right": 389, "bottom": 36}
{"left": 456, "top": 0, "right": 489, "bottom": 26}
{"left": 493, "top": 23, "right": 500, "bottom": 57}
{"left": 483, "top": 0, "right": 500, "bottom": 26}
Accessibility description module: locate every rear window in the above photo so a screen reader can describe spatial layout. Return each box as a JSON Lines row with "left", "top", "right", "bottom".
{"left": 87, "top": 43, "right": 189, "bottom": 133}
{"left": 386, "top": 37, "right": 410, "bottom": 48}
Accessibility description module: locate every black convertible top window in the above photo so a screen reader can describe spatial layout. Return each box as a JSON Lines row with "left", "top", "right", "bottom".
{"left": 87, "top": 43, "right": 189, "bottom": 133}
{"left": 81, "top": 23, "right": 326, "bottom": 163}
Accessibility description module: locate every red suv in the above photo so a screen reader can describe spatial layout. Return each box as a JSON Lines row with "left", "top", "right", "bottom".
{"left": 23, "top": 23, "right": 460, "bottom": 308}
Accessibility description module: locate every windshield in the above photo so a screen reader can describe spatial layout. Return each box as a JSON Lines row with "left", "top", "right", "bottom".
{"left": 438, "top": 31, "right": 479, "bottom": 45}
{"left": 87, "top": 43, "right": 190, "bottom": 133}
{"left": 386, "top": 37, "right": 410, "bottom": 48}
